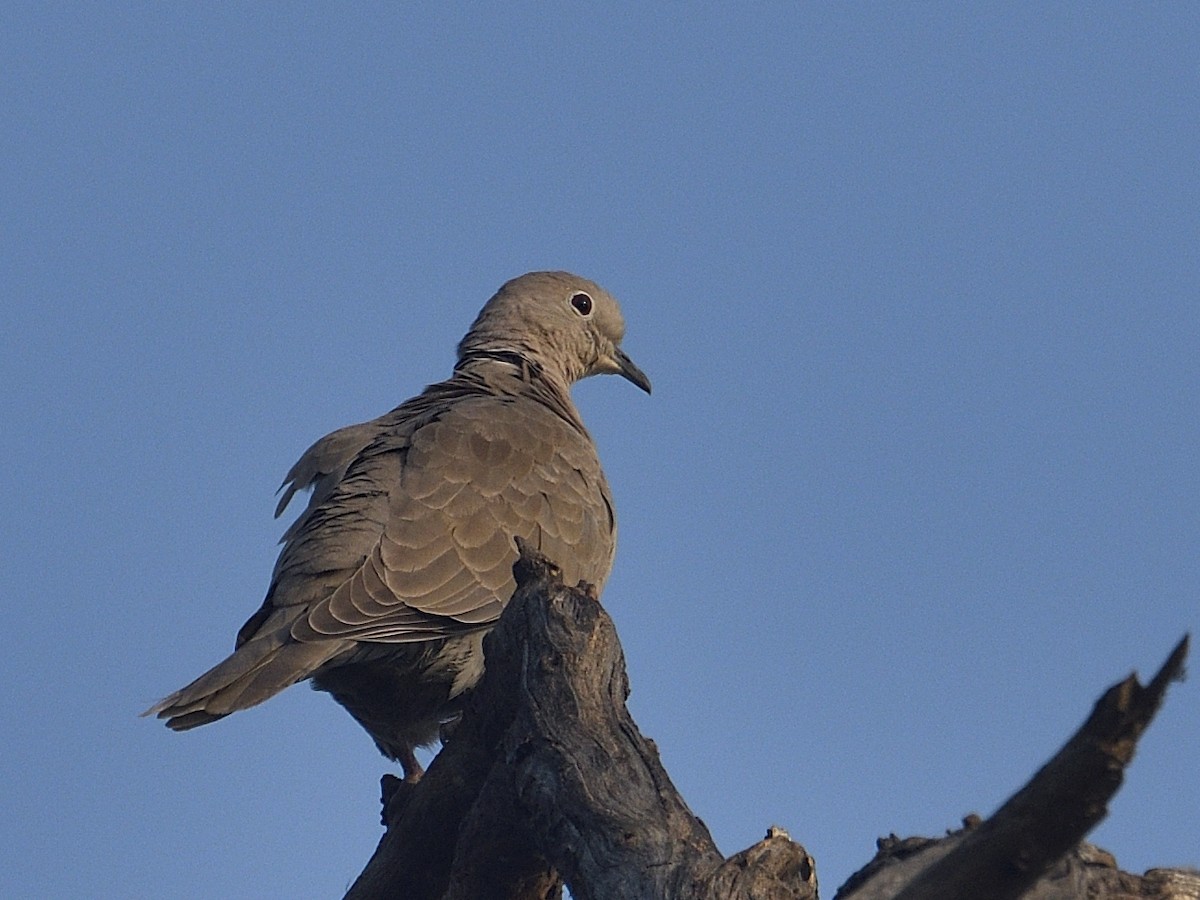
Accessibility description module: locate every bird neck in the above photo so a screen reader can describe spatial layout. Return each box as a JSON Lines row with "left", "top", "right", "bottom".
{"left": 455, "top": 347, "right": 579, "bottom": 392}
{"left": 456, "top": 347, "right": 541, "bottom": 376}
{"left": 453, "top": 349, "right": 586, "bottom": 432}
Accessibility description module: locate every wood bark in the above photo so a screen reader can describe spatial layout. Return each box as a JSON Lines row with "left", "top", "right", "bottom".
{"left": 345, "top": 541, "right": 816, "bottom": 900}
{"left": 344, "top": 542, "right": 1192, "bottom": 899}
{"left": 837, "top": 636, "right": 1192, "bottom": 900}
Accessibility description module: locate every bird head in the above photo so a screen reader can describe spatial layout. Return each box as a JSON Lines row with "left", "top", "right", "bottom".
{"left": 457, "top": 271, "right": 651, "bottom": 394}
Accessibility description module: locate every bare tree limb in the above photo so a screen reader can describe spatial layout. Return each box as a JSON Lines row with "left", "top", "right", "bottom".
{"left": 345, "top": 542, "right": 816, "bottom": 900}
{"left": 838, "top": 636, "right": 1191, "bottom": 900}
{"left": 344, "top": 537, "right": 1191, "bottom": 900}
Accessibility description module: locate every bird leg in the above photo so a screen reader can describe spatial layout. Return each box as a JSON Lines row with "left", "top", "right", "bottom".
{"left": 399, "top": 746, "right": 425, "bottom": 784}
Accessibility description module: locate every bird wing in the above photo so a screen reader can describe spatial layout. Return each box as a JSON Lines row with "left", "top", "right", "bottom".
{"left": 267, "top": 390, "right": 614, "bottom": 646}
{"left": 274, "top": 419, "right": 385, "bottom": 518}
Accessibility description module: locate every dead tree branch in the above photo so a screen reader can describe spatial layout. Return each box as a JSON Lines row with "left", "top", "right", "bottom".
{"left": 344, "top": 538, "right": 1192, "bottom": 899}
{"left": 345, "top": 541, "right": 816, "bottom": 900}
{"left": 838, "top": 636, "right": 1191, "bottom": 900}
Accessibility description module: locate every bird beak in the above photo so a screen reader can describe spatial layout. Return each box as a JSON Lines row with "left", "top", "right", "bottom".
{"left": 605, "top": 347, "right": 652, "bottom": 394}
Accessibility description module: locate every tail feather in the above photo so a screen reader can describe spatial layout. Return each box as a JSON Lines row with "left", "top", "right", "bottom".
{"left": 144, "top": 633, "right": 345, "bottom": 729}
{"left": 163, "top": 710, "right": 228, "bottom": 731}
{"left": 143, "top": 633, "right": 285, "bottom": 718}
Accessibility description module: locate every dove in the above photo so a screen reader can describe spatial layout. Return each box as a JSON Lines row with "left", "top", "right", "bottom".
{"left": 145, "top": 271, "right": 650, "bottom": 781}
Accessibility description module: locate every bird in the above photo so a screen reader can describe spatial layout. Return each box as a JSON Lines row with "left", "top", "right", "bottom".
{"left": 144, "top": 271, "right": 650, "bottom": 781}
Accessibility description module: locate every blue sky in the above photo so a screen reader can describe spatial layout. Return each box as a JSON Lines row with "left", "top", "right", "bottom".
{"left": 4, "top": 5, "right": 1197, "bottom": 897}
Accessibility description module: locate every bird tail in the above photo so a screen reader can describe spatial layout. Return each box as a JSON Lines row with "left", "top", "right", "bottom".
{"left": 142, "top": 631, "right": 344, "bottom": 730}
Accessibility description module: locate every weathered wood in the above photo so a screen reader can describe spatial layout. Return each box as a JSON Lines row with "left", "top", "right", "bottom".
{"left": 474, "top": 550, "right": 816, "bottom": 900}
{"left": 345, "top": 542, "right": 815, "bottom": 900}
{"left": 836, "top": 636, "right": 1191, "bottom": 900}
{"left": 840, "top": 832, "right": 1200, "bottom": 899}
{"left": 440, "top": 767, "right": 561, "bottom": 900}
{"left": 344, "top": 538, "right": 1190, "bottom": 899}
{"left": 343, "top": 549, "right": 562, "bottom": 900}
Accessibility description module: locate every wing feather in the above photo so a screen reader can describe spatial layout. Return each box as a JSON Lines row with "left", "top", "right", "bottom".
{"left": 283, "top": 390, "right": 615, "bottom": 646}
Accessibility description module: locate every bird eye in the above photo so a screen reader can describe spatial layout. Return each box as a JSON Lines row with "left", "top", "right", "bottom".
{"left": 570, "top": 292, "right": 593, "bottom": 316}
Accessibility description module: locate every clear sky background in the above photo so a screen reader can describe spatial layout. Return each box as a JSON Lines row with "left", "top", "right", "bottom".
{"left": 4, "top": 5, "right": 1197, "bottom": 897}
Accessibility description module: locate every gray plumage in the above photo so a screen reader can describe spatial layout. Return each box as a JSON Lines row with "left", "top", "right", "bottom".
{"left": 144, "top": 271, "right": 650, "bottom": 780}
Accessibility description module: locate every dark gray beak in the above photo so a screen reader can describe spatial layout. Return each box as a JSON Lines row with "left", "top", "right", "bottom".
{"left": 612, "top": 347, "right": 652, "bottom": 394}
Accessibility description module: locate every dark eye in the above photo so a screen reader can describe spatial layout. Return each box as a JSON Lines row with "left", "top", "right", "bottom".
{"left": 570, "top": 292, "right": 593, "bottom": 316}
